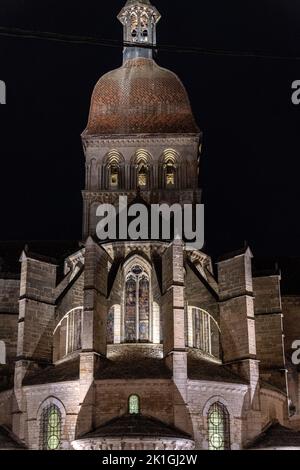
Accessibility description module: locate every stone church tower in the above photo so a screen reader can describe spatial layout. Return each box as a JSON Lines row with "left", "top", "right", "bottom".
{"left": 1, "top": 0, "right": 300, "bottom": 451}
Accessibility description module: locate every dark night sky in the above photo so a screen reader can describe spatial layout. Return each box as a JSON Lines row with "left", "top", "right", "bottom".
{"left": 0, "top": 0, "right": 300, "bottom": 258}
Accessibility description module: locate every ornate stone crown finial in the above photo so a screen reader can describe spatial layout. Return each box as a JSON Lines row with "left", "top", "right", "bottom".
{"left": 118, "top": 0, "right": 161, "bottom": 62}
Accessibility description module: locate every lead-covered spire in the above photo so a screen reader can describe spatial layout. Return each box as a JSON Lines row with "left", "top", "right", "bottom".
{"left": 118, "top": 0, "right": 161, "bottom": 62}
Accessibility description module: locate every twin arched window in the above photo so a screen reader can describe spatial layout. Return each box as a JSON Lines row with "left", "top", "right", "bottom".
{"left": 40, "top": 404, "right": 62, "bottom": 450}
{"left": 208, "top": 402, "right": 230, "bottom": 450}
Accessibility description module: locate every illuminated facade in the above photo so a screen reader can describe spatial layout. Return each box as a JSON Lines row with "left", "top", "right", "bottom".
{"left": 0, "top": 0, "right": 300, "bottom": 451}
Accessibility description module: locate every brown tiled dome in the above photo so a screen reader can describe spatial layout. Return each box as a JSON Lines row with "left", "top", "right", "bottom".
{"left": 84, "top": 58, "right": 199, "bottom": 136}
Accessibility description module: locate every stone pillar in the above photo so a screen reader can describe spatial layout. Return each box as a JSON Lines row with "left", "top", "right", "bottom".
{"left": 162, "top": 240, "right": 187, "bottom": 431}
{"left": 13, "top": 250, "right": 57, "bottom": 440}
{"left": 253, "top": 274, "right": 287, "bottom": 395}
{"left": 79, "top": 237, "right": 109, "bottom": 433}
{"left": 217, "top": 247, "right": 261, "bottom": 441}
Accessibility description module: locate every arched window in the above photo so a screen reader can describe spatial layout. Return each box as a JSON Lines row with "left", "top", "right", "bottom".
{"left": 130, "top": 13, "right": 138, "bottom": 41}
{"left": 128, "top": 395, "right": 140, "bottom": 415}
{"left": 124, "top": 265, "right": 150, "bottom": 343}
{"left": 162, "top": 150, "right": 178, "bottom": 188}
{"left": 0, "top": 341, "right": 6, "bottom": 365}
{"left": 110, "top": 164, "right": 119, "bottom": 189}
{"left": 135, "top": 150, "right": 151, "bottom": 189}
{"left": 140, "top": 13, "right": 149, "bottom": 42}
{"left": 208, "top": 402, "right": 230, "bottom": 451}
{"left": 105, "top": 150, "right": 123, "bottom": 190}
{"left": 53, "top": 307, "right": 83, "bottom": 361}
{"left": 40, "top": 404, "right": 62, "bottom": 450}
{"left": 187, "top": 307, "right": 221, "bottom": 359}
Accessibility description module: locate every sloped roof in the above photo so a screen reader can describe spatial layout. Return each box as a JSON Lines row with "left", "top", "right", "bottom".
{"left": 84, "top": 58, "right": 199, "bottom": 136}
{"left": 248, "top": 422, "right": 300, "bottom": 449}
{"left": 0, "top": 241, "right": 81, "bottom": 279}
{"left": 95, "top": 355, "right": 172, "bottom": 380}
{"left": 187, "top": 349, "right": 248, "bottom": 385}
{"left": 79, "top": 414, "right": 191, "bottom": 440}
{"left": 0, "top": 426, "right": 26, "bottom": 450}
{"left": 23, "top": 357, "right": 80, "bottom": 386}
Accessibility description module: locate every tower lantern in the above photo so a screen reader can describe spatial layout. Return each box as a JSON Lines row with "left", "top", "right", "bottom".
{"left": 118, "top": 0, "right": 161, "bottom": 61}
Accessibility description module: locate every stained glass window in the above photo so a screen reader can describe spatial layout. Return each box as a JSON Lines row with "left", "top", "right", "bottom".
{"left": 40, "top": 404, "right": 62, "bottom": 450}
{"left": 208, "top": 403, "right": 230, "bottom": 451}
{"left": 124, "top": 266, "right": 150, "bottom": 343}
{"left": 128, "top": 395, "right": 140, "bottom": 415}
{"left": 125, "top": 276, "right": 137, "bottom": 342}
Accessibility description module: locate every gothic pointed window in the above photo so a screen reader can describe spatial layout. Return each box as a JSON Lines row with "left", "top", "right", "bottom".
{"left": 138, "top": 164, "right": 148, "bottom": 188}
{"left": 208, "top": 403, "right": 230, "bottom": 451}
{"left": 124, "top": 265, "right": 150, "bottom": 343}
{"left": 110, "top": 165, "right": 119, "bottom": 189}
{"left": 131, "top": 13, "right": 138, "bottom": 41}
{"left": 163, "top": 150, "right": 178, "bottom": 188}
{"left": 128, "top": 395, "right": 140, "bottom": 415}
{"left": 40, "top": 404, "right": 62, "bottom": 450}
{"left": 135, "top": 150, "right": 151, "bottom": 189}
{"left": 105, "top": 150, "right": 123, "bottom": 190}
{"left": 166, "top": 161, "right": 175, "bottom": 186}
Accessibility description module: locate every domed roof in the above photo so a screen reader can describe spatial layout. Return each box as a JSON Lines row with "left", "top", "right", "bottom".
{"left": 84, "top": 58, "right": 199, "bottom": 136}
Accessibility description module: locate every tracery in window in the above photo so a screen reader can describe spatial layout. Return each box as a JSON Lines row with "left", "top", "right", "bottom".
{"left": 67, "top": 308, "right": 83, "bottom": 355}
{"left": 124, "top": 265, "right": 150, "bottom": 343}
{"left": 131, "top": 13, "right": 138, "bottom": 40}
{"left": 135, "top": 150, "right": 151, "bottom": 189}
{"left": 110, "top": 165, "right": 119, "bottom": 188}
{"left": 40, "top": 404, "right": 62, "bottom": 451}
{"left": 53, "top": 307, "right": 83, "bottom": 361}
{"left": 105, "top": 150, "right": 123, "bottom": 190}
{"left": 187, "top": 307, "right": 220, "bottom": 359}
{"left": 128, "top": 395, "right": 140, "bottom": 415}
{"left": 163, "top": 150, "right": 178, "bottom": 187}
{"left": 208, "top": 402, "right": 230, "bottom": 451}
{"left": 193, "top": 308, "right": 211, "bottom": 354}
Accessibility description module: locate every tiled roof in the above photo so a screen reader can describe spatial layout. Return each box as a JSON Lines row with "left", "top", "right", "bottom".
{"left": 248, "top": 422, "right": 300, "bottom": 449}
{"left": 80, "top": 414, "right": 191, "bottom": 440}
{"left": 95, "top": 355, "right": 172, "bottom": 380}
{"left": 84, "top": 58, "right": 199, "bottom": 136}
{"left": 187, "top": 349, "right": 248, "bottom": 385}
{"left": 23, "top": 357, "right": 80, "bottom": 386}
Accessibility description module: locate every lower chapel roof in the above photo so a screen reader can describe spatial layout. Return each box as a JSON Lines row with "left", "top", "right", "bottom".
{"left": 22, "top": 350, "right": 247, "bottom": 386}
{"left": 247, "top": 422, "right": 300, "bottom": 449}
{"left": 77, "top": 414, "right": 191, "bottom": 441}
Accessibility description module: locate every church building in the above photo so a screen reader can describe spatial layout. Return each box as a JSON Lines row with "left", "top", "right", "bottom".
{"left": 1, "top": 0, "right": 300, "bottom": 450}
